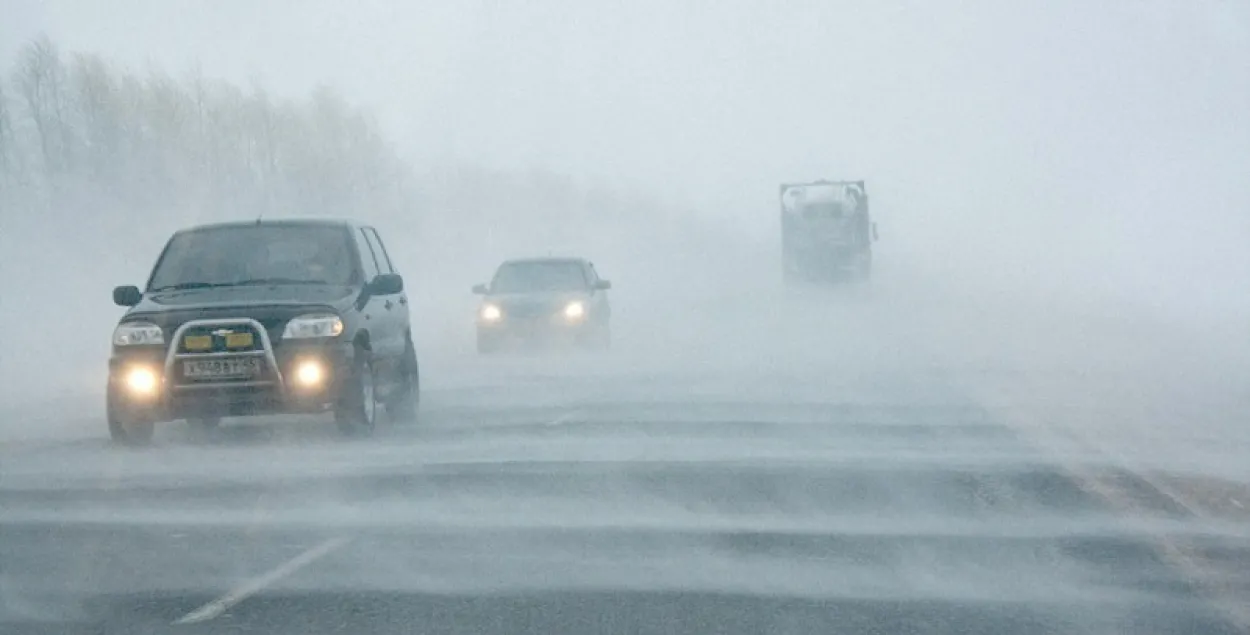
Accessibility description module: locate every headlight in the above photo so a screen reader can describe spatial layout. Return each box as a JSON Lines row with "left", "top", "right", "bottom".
{"left": 282, "top": 314, "right": 344, "bottom": 339}
{"left": 112, "top": 322, "right": 164, "bottom": 346}
{"left": 123, "top": 366, "right": 160, "bottom": 396}
{"left": 480, "top": 304, "right": 502, "bottom": 322}
{"left": 563, "top": 301, "right": 586, "bottom": 319}
{"left": 293, "top": 359, "right": 326, "bottom": 387}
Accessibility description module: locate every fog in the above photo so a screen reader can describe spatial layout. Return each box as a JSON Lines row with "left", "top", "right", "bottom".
{"left": 1, "top": 2, "right": 1248, "bottom": 475}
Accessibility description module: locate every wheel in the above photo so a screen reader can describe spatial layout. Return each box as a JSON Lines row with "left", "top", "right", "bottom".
{"left": 335, "top": 351, "right": 378, "bottom": 437}
{"left": 385, "top": 339, "right": 420, "bottom": 424}
{"left": 476, "top": 331, "right": 500, "bottom": 355}
{"left": 594, "top": 322, "right": 612, "bottom": 351}
{"left": 188, "top": 416, "right": 221, "bottom": 430}
{"left": 107, "top": 389, "right": 154, "bottom": 446}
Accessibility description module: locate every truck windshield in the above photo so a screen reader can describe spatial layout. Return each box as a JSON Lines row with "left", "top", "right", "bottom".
{"left": 147, "top": 225, "right": 358, "bottom": 291}
{"left": 491, "top": 262, "right": 587, "bottom": 293}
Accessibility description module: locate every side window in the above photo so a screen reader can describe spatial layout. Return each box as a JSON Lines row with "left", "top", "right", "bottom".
{"left": 355, "top": 229, "right": 380, "bottom": 280}
{"left": 363, "top": 228, "right": 395, "bottom": 274}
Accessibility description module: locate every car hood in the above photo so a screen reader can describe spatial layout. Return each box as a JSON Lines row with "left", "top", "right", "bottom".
{"left": 483, "top": 291, "right": 591, "bottom": 306}
{"left": 122, "top": 285, "right": 357, "bottom": 332}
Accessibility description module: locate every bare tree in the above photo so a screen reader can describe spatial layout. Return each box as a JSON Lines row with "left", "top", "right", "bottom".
{"left": 12, "top": 35, "right": 70, "bottom": 178}
{"left": 0, "top": 81, "right": 15, "bottom": 182}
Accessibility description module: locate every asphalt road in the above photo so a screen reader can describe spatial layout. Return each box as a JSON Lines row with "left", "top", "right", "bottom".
{"left": 2, "top": 282, "right": 1248, "bottom": 634}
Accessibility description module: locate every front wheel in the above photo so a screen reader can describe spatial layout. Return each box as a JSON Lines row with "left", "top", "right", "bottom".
{"left": 385, "top": 340, "right": 420, "bottom": 424}
{"left": 335, "top": 353, "right": 378, "bottom": 437}
{"left": 107, "top": 390, "right": 155, "bottom": 446}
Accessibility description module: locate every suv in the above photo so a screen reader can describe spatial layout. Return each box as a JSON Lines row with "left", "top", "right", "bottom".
{"left": 107, "top": 219, "right": 420, "bottom": 444}
{"left": 472, "top": 257, "right": 612, "bottom": 354}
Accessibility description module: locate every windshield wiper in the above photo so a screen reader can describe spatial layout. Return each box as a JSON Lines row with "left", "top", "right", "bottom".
{"left": 149, "top": 281, "right": 232, "bottom": 292}
{"left": 150, "top": 278, "right": 332, "bottom": 292}
{"left": 234, "top": 277, "right": 333, "bottom": 286}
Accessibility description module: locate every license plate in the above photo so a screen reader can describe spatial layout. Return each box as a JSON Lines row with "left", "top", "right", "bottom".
{"left": 183, "top": 357, "right": 261, "bottom": 380}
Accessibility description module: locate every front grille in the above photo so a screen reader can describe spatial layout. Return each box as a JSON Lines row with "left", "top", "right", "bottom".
{"left": 176, "top": 324, "right": 266, "bottom": 355}
{"left": 505, "top": 301, "right": 565, "bottom": 320}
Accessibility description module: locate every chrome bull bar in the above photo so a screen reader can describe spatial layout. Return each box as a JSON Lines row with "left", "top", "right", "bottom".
{"left": 164, "top": 318, "right": 285, "bottom": 390}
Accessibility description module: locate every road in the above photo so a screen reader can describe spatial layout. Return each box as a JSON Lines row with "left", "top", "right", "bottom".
{"left": 2, "top": 279, "right": 1248, "bottom": 634}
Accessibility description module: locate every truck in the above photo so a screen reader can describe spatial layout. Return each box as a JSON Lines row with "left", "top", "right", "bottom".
{"left": 779, "top": 179, "right": 876, "bottom": 284}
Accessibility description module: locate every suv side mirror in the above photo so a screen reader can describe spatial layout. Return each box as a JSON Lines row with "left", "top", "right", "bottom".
{"left": 113, "top": 285, "right": 142, "bottom": 307}
{"left": 472, "top": 283, "right": 489, "bottom": 295}
{"left": 368, "top": 273, "right": 404, "bottom": 295}
{"left": 595, "top": 280, "right": 612, "bottom": 290}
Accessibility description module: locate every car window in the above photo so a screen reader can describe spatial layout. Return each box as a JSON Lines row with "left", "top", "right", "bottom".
{"left": 363, "top": 228, "right": 394, "bottom": 274}
{"left": 355, "top": 228, "right": 380, "bottom": 280}
{"left": 147, "top": 225, "right": 359, "bottom": 290}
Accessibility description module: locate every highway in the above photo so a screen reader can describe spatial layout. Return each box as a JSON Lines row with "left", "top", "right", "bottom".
{"left": 1, "top": 279, "right": 1247, "bottom": 635}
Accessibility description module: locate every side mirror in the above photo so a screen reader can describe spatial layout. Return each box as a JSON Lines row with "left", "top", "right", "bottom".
{"left": 471, "top": 283, "right": 489, "bottom": 295}
{"left": 595, "top": 280, "right": 612, "bottom": 290}
{"left": 113, "top": 285, "right": 142, "bottom": 307}
{"left": 368, "top": 273, "right": 404, "bottom": 295}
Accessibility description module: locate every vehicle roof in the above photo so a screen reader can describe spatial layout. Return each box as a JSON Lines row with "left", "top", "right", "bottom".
{"left": 176, "top": 217, "right": 363, "bottom": 233}
{"left": 498, "top": 257, "right": 589, "bottom": 267}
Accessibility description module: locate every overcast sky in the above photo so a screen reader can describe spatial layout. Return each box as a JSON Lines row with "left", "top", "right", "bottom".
{"left": 4, "top": 1, "right": 1249, "bottom": 313}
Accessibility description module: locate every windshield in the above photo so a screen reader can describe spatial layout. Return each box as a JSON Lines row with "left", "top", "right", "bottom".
{"left": 490, "top": 262, "right": 587, "bottom": 293}
{"left": 147, "top": 225, "right": 357, "bottom": 291}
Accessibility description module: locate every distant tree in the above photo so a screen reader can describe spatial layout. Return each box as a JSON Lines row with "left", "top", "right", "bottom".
{"left": 0, "top": 81, "right": 15, "bottom": 181}
{"left": 68, "top": 52, "right": 122, "bottom": 181}
{"left": 12, "top": 35, "right": 71, "bottom": 177}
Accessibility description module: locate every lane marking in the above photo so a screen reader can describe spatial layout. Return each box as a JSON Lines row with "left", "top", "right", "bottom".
{"left": 960, "top": 379, "right": 1250, "bottom": 633}
{"left": 547, "top": 409, "right": 584, "bottom": 426}
{"left": 173, "top": 536, "right": 350, "bottom": 625}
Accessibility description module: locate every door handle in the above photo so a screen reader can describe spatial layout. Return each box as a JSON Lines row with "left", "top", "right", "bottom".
{"left": 384, "top": 299, "right": 394, "bottom": 310}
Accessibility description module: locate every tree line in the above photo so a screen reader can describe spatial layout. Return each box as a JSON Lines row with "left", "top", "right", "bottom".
{"left": 0, "top": 35, "right": 412, "bottom": 226}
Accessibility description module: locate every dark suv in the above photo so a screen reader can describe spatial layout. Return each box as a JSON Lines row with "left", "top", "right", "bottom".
{"left": 472, "top": 257, "right": 611, "bottom": 354}
{"left": 107, "top": 219, "right": 420, "bottom": 444}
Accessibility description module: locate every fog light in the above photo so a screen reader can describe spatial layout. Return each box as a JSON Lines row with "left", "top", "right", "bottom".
{"left": 124, "top": 367, "right": 159, "bottom": 396}
{"left": 294, "top": 360, "right": 325, "bottom": 387}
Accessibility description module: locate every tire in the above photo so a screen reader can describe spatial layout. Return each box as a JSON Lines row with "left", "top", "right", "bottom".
{"left": 335, "top": 351, "right": 378, "bottom": 437}
{"left": 188, "top": 416, "right": 221, "bottom": 430}
{"left": 385, "top": 339, "right": 420, "bottom": 424}
{"left": 107, "top": 390, "right": 155, "bottom": 446}
{"left": 476, "top": 331, "right": 500, "bottom": 355}
{"left": 594, "top": 323, "right": 612, "bottom": 351}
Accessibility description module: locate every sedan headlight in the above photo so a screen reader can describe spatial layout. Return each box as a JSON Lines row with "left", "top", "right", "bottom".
{"left": 480, "top": 304, "right": 502, "bottom": 322}
{"left": 282, "top": 314, "right": 344, "bottom": 339}
{"left": 563, "top": 301, "right": 586, "bottom": 319}
{"left": 112, "top": 322, "right": 164, "bottom": 346}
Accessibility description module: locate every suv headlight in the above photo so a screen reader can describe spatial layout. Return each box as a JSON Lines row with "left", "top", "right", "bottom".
{"left": 112, "top": 322, "right": 165, "bottom": 346}
{"left": 282, "top": 314, "right": 344, "bottom": 339}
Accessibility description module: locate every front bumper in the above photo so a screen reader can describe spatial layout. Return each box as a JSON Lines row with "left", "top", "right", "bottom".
{"left": 108, "top": 319, "right": 355, "bottom": 422}
{"left": 477, "top": 314, "right": 595, "bottom": 346}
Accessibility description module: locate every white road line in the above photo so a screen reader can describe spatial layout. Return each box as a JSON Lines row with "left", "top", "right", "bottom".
{"left": 547, "top": 409, "right": 584, "bottom": 426}
{"left": 173, "top": 536, "right": 350, "bottom": 625}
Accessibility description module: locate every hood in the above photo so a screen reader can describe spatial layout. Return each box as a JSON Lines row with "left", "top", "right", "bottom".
{"left": 484, "top": 290, "right": 590, "bottom": 306}
{"left": 481, "top": 291, "right": 591, "bottom": 319}
{"left": 122, "top": 284, "right": 357, "bottom": 333}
